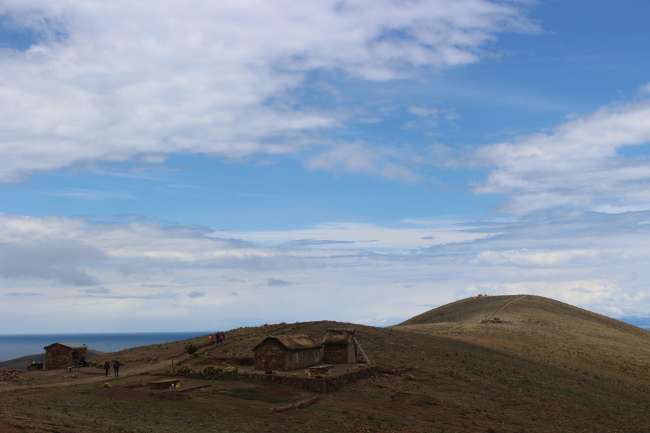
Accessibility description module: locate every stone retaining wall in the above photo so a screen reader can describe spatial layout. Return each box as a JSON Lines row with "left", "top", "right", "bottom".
{"left": 239, "top": 365, "right": 377, "bottom": 393}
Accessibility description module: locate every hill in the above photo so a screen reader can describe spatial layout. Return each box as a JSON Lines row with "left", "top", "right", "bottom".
{"left": 396, "top": 294, "right": 650, "bottom": 383}
{"left": 1, "top": 301, "right": 650, "bottom": 432}
{"left": 0, "top": 354, "right": 44, "bottom": 370}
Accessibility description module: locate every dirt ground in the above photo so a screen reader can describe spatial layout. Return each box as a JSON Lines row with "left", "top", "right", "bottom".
{"left": 2, "top": 298, "right": 650, "bottom": 433}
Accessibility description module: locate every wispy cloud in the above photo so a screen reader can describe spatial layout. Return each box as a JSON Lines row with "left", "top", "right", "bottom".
{"left": 43, "top": 189, "right": 133, "bottom": 200}
{"left": 477, "top": 89, "right": 650, "bottom": 213}
{"left": 0, "top": 0, "right": 535, "bottom": 181}
{"left": 4, "top": 292, "right": 41, "bottom": 297}
{"left": 3, "top": 210, "right": 650, "bottom": 331}
{"left": 79, "top": 287, "right": 112, "bottom": 295}
{"left": 307, "top": 142, "right": 420, "bottom": 182}
{"left": 266, "top": 278, "right": 294, "bottom": 287}
{"left": 641, "top": 83, "right": 650, "bottom": 95}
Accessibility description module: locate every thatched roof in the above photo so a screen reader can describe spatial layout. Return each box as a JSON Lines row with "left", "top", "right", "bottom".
{"left": 44, "top": 342, "right": 87, "bottom": 350}
{"left": 253, "top": 334, "right": 321, "bottom": 351}
{"left": 323, "top": 329, "right": 356, "bottom": 345}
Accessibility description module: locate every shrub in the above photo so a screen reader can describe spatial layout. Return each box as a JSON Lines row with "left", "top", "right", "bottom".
{"left": 201, "top": 365, "right": 238, "bottom": 380}
{"left": 176, "top": 366, "right": 193, "bottom": 377}
{"left": 202, "top": 366, "right": 222, "bottom": 379}
{"left": 185, "top": 344, "right": 198, "bottom": 355}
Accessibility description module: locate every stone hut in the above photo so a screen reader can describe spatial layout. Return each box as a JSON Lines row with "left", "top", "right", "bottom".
{"left": 322, "top": 329, "right": 358, "bottom": 364}
{"left": 253, "top": 334, "right": 323, "bottom": 372}
{"left": 43, "top": 343, "right": 88, "bottom": 370}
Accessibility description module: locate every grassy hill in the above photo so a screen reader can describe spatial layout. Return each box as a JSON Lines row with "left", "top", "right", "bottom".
{"left": 2, "top": 298, "right": 650, "bottom": 432}
{"left": 396, "top": 294, "right": 650, "bottom": 384}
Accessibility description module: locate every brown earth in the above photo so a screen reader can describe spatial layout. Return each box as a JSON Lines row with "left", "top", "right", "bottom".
{"left": 1, "top": 296, "right": 650, "bottom": 433}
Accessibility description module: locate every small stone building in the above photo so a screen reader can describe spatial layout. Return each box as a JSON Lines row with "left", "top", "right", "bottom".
{"left": 322, "top": 329, "right": 358, "bottom": 364}
{"left": 253, "top": 334, "right": 323, "bottom": 372}
{"left": 43, "top": 342, "right": 88, "bottom": 370}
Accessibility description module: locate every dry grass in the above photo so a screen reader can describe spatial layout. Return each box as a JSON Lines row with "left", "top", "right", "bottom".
{"left": 396, "top": 294, "right": 650, "bottom": 383}
{"left": 2, "top": 296, "right": 650, "bottom": 432}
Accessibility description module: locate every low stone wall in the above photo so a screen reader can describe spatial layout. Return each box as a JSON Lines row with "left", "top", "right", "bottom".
{"left": 239, "top": 365, "right": 377, "bottom": 393}
{"left": 191, "top": 356, "right": 254, "bottom": 366}
{"left": 167, "top": 363, "right": 376, "bottom": 393}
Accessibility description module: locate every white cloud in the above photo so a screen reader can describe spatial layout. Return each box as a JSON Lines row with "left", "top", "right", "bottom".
{"left": 477, "top": 98, "right": 650, "bottom": 213}
{"left": 214, "top": 221, "right": 488, "bottom": 250}
{"left": 42, "top": 189, "right": 133, "bottom": 200}
{"left": 641, "top": 83, "right": 650, "bottom": 95}
{"left": 464, "top": 280, "right": 628, "bottom": 311}
{"left": 306, "top": 142, "right": 420, "bottom": 182}
{"left": 408, "top": 106, "right": 443, "bottom": 118}
{"left": 477, "top": 249, "right": 598, "bottom": 267}
{"left": 0, "top": 240, "right": 103, "bottom": 285}
{"left": 4, "top": 211, "right": 650, "bottom": 331}
{"left": 0, "top": 0, "right": 534, "bottom": 180}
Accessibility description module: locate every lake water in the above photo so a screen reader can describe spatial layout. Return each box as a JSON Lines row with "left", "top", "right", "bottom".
{"left": 0, "top": 332, "right": 206, "bottom": 362}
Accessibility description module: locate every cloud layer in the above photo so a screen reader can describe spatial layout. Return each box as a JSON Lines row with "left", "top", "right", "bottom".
{"left": 2, "top": 212, "right": 650, "bottom": 332}
{"left": 0, "top": 0, "right": 533, "bottom": 181}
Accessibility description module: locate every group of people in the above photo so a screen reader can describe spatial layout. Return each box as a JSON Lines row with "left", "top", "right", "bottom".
{"left": 103, "top": 360, "right": 122, "bottom": 377}
{"left": 208, "top": 332, "right": 226, "bottom": 345}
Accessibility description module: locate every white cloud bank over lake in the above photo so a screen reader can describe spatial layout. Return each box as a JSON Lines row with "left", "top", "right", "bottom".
{"left": 1, "top": 212, "right": 650, "bottom": 332}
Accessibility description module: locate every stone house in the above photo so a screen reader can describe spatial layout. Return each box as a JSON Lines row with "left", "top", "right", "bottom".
{"left": 253, "top": 334, "right": 323, "bottom": 372}
{"left": 43, "top": 343, "right": 88, "bottom": 370}
{"left": 322, "top": 329, "right": 358, "bottom": 364}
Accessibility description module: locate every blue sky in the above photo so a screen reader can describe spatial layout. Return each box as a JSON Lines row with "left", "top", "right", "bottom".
{"left": 1, "top": 0, "right": 650, "bottom": 333}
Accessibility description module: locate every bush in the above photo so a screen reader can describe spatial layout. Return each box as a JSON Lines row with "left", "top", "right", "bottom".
{"left": 202, "top": 366, "right": 223, "bottom": 379}
{"left": 185, "top": 344, "right": 198, "bottom": 355}
{"left": 176, "top": 366, "right": 193, "bottom": 377}
{"left": 201, "top": 365, "right": 238, "bottom": 380}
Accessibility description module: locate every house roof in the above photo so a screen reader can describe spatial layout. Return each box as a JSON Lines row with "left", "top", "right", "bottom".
{"left": 254, "top": 334, "right": 321, "bottom": 351}
{"left": 323, "top": 329, "right": 356, "bottom": 345}
{"left": 44, "top": 342, "right": 87, "bottom": 350}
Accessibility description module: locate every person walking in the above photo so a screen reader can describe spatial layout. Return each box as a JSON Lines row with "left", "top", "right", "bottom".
{"left": 112, "top": 360, "right": 121, "bottom": 377}
{"left": 103, "top": 361, "right": 110, "bottom": 377}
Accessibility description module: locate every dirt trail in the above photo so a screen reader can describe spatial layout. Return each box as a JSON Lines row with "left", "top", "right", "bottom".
{"left": 0, "top": 357, "right": 182, "bottom": 393}
{"left": 0, "top": 336, "right": 223, "bottom": 393}
{"left": 486, "top": 294, "right": 528, "bottom": 320}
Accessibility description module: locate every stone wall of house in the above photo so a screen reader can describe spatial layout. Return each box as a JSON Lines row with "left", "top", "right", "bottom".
{"left": 286, "top": 347, "right": 322, "bottom": 370}
{"left": 44, "top": 345, "right": 87, "bottom": 370}
{"left": 241, "top": 365, "right": 376, "bottom": 393}
{"left": 254, "top": 341, "right": 287, "bottom": 372}
{"left": 323, "top": 343, "right": 357, "bottom": 364}
{"left": 255, "top": 342, "right": 323, "bottom": 371}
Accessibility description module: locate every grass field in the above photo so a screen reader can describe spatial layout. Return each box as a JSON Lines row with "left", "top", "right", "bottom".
{"left": 1, "top": 296, "right": 650, "bottom": 433}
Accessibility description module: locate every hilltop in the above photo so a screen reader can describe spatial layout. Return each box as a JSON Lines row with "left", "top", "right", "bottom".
{"left": 1, "top": 298, "right": 650, "bottom": 432}
{"left": 397, "top": 294, "right": 650, "bottom": 383}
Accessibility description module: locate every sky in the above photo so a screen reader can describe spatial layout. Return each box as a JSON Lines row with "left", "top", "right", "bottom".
{"left": 1, "top": 0, "right": 650, "bottom": 333}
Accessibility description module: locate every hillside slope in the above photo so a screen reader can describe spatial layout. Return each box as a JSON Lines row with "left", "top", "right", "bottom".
{"left": 396, "top": 294, "right": 650, "bottom": 384}
{"left": 2, "top": 318, "right": 650, "bottom": 432}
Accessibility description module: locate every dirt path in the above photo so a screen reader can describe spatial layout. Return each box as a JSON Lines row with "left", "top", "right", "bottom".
{"left": 0, "top": 357, "right": 183, "bottom": 393}
{"left": 487, "top": 294, "right": 528, "bottom": 319}
{"left": 0, "top": 338, "right": 225, "bottom": 393}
